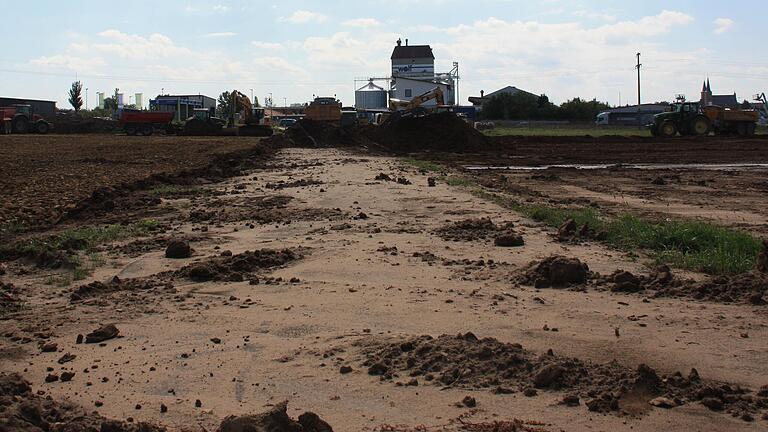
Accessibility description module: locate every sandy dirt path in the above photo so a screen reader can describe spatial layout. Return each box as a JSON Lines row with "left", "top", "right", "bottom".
{"left": 2, "top": 147, "right": 766, "bottom": 431}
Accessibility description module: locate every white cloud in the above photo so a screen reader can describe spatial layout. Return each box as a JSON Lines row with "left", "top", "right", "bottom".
{"left": 252, "top": 41, "right": 283, "bottom": 50}
{"left": 714, "top": 18, "right": 734, "bottom": 35}
{"left": 279, "top": 10, "right": 327, "bottom": 24}
{"left": 185, "top": 4, "right": 230, "bottom": 13}
{"left": 203, "top": 32, "right": 236, "bottom": 38}
{"left": 573, "top": 9, "right": 617, "bottom": 22}
{"left": 342, "top": 18, "right": 381, "bottom": 28}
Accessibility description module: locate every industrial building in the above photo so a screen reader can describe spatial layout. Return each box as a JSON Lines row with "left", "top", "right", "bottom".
{"left": 149, "top": 94, "right": 216, "bottom": 122}
{"left": 389, "top": 39, "right": 456, "bottom": 106}
{"left": 468, "top": 86, "right": 539, "bottom": 111}
{"left": 0, "top": 97, "right": 56, "bottom": 119}
{"left": 354, "top": 81, "right": 388, "bottom": 110}
{"left": 354, "top": 39, "right": 458, "bottom": 110}
{"left": 596, "top": 103, "right": 668, "bottom": 125}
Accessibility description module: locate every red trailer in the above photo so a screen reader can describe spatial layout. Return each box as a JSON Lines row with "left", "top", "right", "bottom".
{"left": 118, "top": 110, "right": 174, "bottom": 136}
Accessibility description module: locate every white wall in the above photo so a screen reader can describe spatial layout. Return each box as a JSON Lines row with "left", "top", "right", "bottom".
{"left": 391, "top": 78, "right": 453, "bottom": 107}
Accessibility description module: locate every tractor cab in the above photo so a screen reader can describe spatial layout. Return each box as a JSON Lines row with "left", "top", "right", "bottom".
{"left": 13, "top": 104, "right": 32, "bottom": 117}
{"left": 192, "top": 108, "right": 212, "bottom": 122}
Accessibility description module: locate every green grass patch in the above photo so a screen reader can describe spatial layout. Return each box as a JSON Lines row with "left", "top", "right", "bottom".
{"left": 16, "top": 219, "right": 159, "bottom": 258}
{"left": 445, "top": 177, "right": 474, "bottom": 187}
{"left": 14, "top": 220, "right": 159, "bottom": 284}
{"left": 519, "top": 205, "right": 759, "bottom": 275}
{"left": 401, "top": 157, "right": 444, "bottom": 172}
{"left": 483, "top": 125, "right": 651, "bottom": 137}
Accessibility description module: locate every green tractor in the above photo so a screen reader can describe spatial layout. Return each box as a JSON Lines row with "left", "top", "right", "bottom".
{"left": 649, "top": 102, "right": 711, "bottom": 137}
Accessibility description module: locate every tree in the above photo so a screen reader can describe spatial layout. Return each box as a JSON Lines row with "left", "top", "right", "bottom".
{"left": 103, "top": 97, "right": 117, "bottom": 111}
{"left": 217, "top": 91, "right": 232, "bottom": 118}
{"left": 68, "top": 81, "right": 83, "bottom": 112}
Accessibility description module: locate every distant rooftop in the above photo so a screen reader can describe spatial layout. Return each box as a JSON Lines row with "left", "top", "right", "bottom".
{"left": 391, "top": 39, "right": 434, "bottom": 60}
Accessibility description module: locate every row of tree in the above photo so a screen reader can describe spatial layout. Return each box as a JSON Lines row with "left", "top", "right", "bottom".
{"left": 68, "top": 82, "right": 262, "bottom": 120}
{"left": 481, "top": 92, "right": 612, "bottom": 121}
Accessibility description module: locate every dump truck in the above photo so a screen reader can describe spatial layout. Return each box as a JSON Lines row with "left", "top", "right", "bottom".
{"left": 649, "top": 101, "right": 758, "bottom": 137}
{"left": 305, "top": 97, "right": 342, "bottom": 124}
{"left": 1, "top": 104, "right": 52, "bottom": 134}
{"left": 117, "top": 109, "right": 174, "bottom": 136}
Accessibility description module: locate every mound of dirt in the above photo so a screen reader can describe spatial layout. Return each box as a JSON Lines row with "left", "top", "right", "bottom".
{"left": 435, "top": 218, "right": 516, "bottom": 242}
{"left": 165, "top": 238, "right": 192, "bottom": 259}
{"left": 518, "top": 255, "right": 590, "bottom": 288}
{"left": 1, "top": 281, "right": 22, "bottom": 315}
{"left": 176, "top": 249, "right": 300, "bottom": 282}
{"left": 265, "top": 178, "right": 323, "bottom": 190}
{"left": 70, "top": 276, "right": 174, "bottom": 302}
{"left": 53, "top": 113, "right": 119, "bottom": 134}
{"left": 596, "top": 265, "right": 767, "bottom": 305}
{"left": 0, "top": 372, "right": 165, "bottom": 431}
{"left": 655, "top": 272, "right": 768, "bottom": 305}
{"left": 364, "top": 112, "right": 492, "bottom": 153}
{"left": 358, "top": 333, "right": 768, "bottom": 420}
{"left": 276, "top": 119, "right": 364, "bottom": 148}
{"left": 218, "top": 401, "right": 333, "bottom": 432}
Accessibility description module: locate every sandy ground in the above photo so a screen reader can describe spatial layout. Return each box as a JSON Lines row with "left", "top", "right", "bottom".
{"left": 2, "top": 147, "right": 767, "bottom": 431}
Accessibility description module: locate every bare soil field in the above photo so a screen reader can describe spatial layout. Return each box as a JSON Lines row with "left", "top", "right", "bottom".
{"left": 1, "top": 130, "right": 767, "bottom": 431}
{"left": 0, "top": 134, "right": 271, "bottom": 230}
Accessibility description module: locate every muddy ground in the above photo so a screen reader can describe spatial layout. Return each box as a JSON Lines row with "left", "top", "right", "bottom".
{"left": 1, "top": 133, "right": 767, "bottom": 431}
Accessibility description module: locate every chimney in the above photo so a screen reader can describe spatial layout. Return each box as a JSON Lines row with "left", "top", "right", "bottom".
{"left": 405, "top": 38, "right": 409, "bottom": 46}
{"left": 480, "top": 90, "right": 484, "bottom": 98}
{"left": 396, "top": 38, "right": 402, "bottom": 46}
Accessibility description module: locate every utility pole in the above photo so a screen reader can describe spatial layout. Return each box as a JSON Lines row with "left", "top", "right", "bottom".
{"left": 636, "top": 53, "right": 642, "bottom": 106}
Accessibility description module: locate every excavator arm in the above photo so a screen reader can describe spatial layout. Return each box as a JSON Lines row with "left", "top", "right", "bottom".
{"left": 229, "top": 90, "right": 253, "bottom": 126}
{"left": 389, "top": 87, "right": 445, "bottom": 111}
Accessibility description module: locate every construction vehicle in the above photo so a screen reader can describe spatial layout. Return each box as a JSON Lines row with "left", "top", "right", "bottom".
{"left": 117, "top": 109, "right": 174, "bottom": 136}
{"left": 755, "top": 93, "right": 768, "bottom": 125}
{"left": 182, "top": 108, "right": 226, "bottom": 136}
{"left": 305, "top": 97, "right": 342, "bottom": 123}
{"left": 649, "top": 101, "right": 758, "bottom": 137}
{"left": 0, "top": 104, "right": 52, "bottom": 134}
{"left": 379, "top": 87, "right": 446, "bottom": 125}
{"left": 226, "top": 90, "right": 273, "bottom": 137}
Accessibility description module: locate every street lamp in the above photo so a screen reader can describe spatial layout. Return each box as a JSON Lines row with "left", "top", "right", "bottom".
{"left": 250, "top": 88, "right": 254, "bottom": 102}
{"left": 284, "top": 97, "right": 287, "bottom": 107}
{"left": 85, "top": 87, "right": 89, "bottom": 110}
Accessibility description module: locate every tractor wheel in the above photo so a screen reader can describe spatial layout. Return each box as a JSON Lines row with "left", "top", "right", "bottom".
{"left": 747, "top": 123, "right": 756, "bottom": 136}
{"left": 125, "top": 125, "right": 137, "bottom": 136}
{"left": 140, "top": 125, "right": 153, "bottom": 136}
{"left": 660, "top": 121, "right": 677, "bottom": 137}
{"left": 691, "top": 116, "right": 710, "bottom": 136}
{"left": 12, "top": 116, "right": 29, "bottom": 134}
{"left": 736, "top": 123, "right": 748, "bottom": 136}
{"left": 35, "top": 121, "right": 50, "bottom": 134}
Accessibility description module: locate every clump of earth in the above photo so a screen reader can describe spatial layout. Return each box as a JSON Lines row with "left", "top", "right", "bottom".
{"left": 357, "top": 333, "right": 768, "bottom": 420}
{"left": 176, "top": 249, "right": 300, "bottom": 282}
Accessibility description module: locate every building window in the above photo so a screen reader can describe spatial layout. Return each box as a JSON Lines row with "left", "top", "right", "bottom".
{"left": 405, "top": 89, "right": 412, "bottom": 98}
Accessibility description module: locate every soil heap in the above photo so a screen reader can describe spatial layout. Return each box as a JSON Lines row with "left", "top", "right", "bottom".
{"left": 364, "top": 112, "right": 491, "bottom": 153}
{"left": 358, "top": 333, "right": 768, "bottom": 420}
{"left": 176, "top": 249, "right": 299, "bottom": 282}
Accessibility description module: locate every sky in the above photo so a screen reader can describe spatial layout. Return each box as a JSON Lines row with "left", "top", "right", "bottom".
{"left": 0, "top": 0, "right": 766, "bottom": 109}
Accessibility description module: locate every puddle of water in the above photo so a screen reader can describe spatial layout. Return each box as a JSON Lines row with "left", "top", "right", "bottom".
{"left": 465, "top": 163, "right": 768, "bottom": 171}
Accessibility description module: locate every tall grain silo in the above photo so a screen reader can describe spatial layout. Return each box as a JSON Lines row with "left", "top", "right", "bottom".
{"left": 355, "top": 81, "right": 387, "bottom": 109}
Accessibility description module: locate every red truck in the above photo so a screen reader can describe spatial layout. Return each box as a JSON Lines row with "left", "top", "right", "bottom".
{"left": 117, "top": 109, "right": 175, "bottom": 136}
{"left": 1, "top": 104, "right": 52, "bottom": 134}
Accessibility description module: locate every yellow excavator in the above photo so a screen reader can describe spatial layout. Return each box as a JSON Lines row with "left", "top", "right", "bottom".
{"left": 378, "top": 87, "right": 445, "bottom": 125}
{"left": 227, "top": 90, "right": 273, "bottom": 137}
